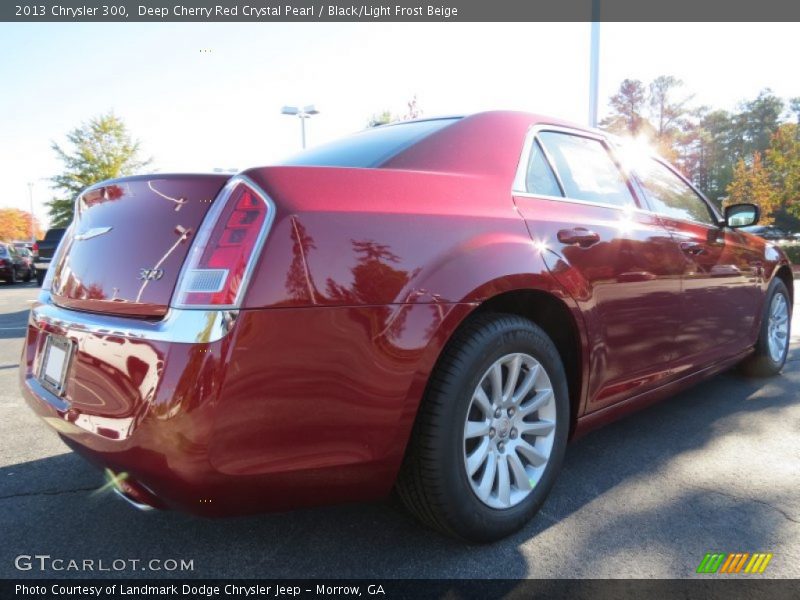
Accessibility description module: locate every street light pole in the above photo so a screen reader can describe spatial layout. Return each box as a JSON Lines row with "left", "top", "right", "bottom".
{"left": 281, "top": 105, "right": 319, "bottom": 149}
{"left": 588, "top": 0, "right": 600, "bottom": 128}
{"left": 27, "top": 182, "right": 34, "bottom": 243}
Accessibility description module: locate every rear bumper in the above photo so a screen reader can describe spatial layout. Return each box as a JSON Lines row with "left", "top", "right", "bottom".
{"left": 21, "top": 292, "right": 240, "bottom": 514}
{"left": 20, "top": 292, "right": 455, "bottom": 515}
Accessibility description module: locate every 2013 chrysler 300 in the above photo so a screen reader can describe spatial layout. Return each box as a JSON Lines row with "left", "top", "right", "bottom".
{"left": 20, "top": 112, "right": 793, "bottom": 541}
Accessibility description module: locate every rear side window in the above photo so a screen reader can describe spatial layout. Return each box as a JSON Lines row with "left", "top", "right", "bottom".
{"left": 279, "top": 118, "right": 460, "bottom": 168}
{"left": 635, "top": 159, "right": 717, "bottom": 226}
{"left": 538, "top": 131, "right": 636, "bottom": 207}
{"left": 525, "top": 140, "right": 562, "bottom": 197}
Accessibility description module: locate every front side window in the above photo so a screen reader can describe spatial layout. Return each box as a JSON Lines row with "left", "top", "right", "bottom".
{"left": 635, "top": 159, "right": 717, "bottom": 226}
{"left": 538, "top": 131, "right": 637, "bottom": 207}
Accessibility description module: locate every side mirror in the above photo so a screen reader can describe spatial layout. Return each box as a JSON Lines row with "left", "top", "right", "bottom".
{"left": 725, "top": 203, "right": 760, "bottom": 228}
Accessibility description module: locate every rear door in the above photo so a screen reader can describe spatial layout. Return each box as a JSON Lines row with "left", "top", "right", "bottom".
{"left": 513, "top": 128, "right": 685, "bottom": 412}
{"left": 632, "top": 158, "right": 760, "bottom": 364}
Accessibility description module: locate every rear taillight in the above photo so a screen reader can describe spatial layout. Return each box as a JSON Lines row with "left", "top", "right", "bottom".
{"left": 173, "top": 176, "right": 274, "bottom": 308}
{"left": 0, "top": 259, "right": 6, "bottom": 267}
{"left": 32, "top": 242, "right": 38, "bottom": 254}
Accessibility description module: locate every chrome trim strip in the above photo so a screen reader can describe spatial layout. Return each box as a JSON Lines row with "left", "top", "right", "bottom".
{"left": 31, "top": 291, "right": 237, "bottom": 344}
{"left": 513, "top": 123, "right": 726, "bottom": 230}
{"left": 171, "top": 174, "right": 277, "bottom": 310}
{"left": 74, "top": 226, "right": 113, "bottom": 241}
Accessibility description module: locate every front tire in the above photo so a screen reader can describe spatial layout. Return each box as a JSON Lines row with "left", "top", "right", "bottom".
{"left": 741, "top": 278, "right": 792, "bottom": 377}
{"left": 396, "top": 313, "right": 570, "bottom": 542}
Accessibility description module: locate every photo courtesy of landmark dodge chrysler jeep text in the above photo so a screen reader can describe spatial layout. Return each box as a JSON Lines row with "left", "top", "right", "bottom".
{"left": 20, "top": 112, "right": 793, "bottom": 541}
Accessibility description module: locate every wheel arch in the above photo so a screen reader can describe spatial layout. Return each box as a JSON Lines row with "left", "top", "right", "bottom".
{"left": 407, "top": 284, "right": 588, "bottom": 445}
{"left": 470, "top": 289, "right": 585, "bottom": 437}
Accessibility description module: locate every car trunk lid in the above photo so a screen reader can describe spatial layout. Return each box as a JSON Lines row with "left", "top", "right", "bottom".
{"left": 49, "top": 174, "right": 230, "bottom": 317}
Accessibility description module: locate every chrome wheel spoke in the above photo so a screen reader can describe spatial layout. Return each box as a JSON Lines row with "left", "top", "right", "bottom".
{"left": 489, "top": 364, "right": 503, "bottom": 405}
{"left": 465, "top": 420, "right": 491, "bottom": 439}
{"left": 477, "top": 452, "right": 497, "bottom": 500}
{"left": 512, "top": 364, "right": 539, "bottom": 405}
{"left": 502, "top": 355, "right": 522, "bottom": 404}
{"left": 519, "top": 388, "right": 553, "bottom": 417}
{"left": 472, "top": 387, "right": 493, "bottom": 417}
{"left": 516, "top": 439, "right": 547, "bottom": 467}
{"left": 466, "top": 437, "right": 490, "bottom": 476}
{"left": 496, "top": 456, "right": 511, "bottom": 506}
{"left": 507, "top": 452, "right": 530, "bottom": 490}
{"left": 518, "top": 419, "right": 555, "bottom": 436}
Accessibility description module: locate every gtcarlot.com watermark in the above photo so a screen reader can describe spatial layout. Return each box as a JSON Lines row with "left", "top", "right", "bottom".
{"left": 14, "top": 554, "right": 194, "bottom": 572}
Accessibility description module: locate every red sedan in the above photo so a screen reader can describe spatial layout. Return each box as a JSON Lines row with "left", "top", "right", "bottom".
{"left": 20, "top": 112, "right": 793, "bottom": 541}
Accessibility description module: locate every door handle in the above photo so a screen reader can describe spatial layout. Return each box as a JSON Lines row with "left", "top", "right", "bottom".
{"left": 557, "top": 228, "right": 601, "bottom": 247}
{"left": 680, "top": 241, "right": 706, "bottom": 256}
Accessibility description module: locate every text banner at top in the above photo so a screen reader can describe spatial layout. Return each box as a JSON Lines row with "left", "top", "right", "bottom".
{"left": 4, "top": 0, "right": 800, "bottom": 22}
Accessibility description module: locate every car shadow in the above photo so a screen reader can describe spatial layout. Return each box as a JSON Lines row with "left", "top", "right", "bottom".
{"left": 1, "top": 355, "right": 798, "bottom": 579}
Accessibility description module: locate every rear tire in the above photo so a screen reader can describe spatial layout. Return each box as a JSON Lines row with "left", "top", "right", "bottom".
{"left": 396, "top": 313, "right": 570, "bottom": 542}
{"left": 35, "top": 269, "right": 45, "bottom": 287}
{"left": 7, "top": 268, "right": 18, "bottom": 285}
{"left": 740, "top": 278, "right": 792, "bottom": 377}
{"left": 23, "top": 268, "right": 32, "bottom": 283}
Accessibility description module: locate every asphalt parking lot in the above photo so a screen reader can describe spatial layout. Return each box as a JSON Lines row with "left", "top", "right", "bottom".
{"left": 0, "top": 281, "right": 798, "bottom": 579}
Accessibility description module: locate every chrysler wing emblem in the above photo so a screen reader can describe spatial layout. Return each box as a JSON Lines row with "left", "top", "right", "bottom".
{"left": 74, "top": 226, "right": 113, "bottom": 241}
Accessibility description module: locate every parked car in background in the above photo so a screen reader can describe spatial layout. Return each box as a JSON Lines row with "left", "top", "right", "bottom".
{"left": 740, "top": 225, "right": 795, "bottom": 243}
{"left": 16, "top": 246, "right": 34, "bottom": 270}
{"left": 0, "top": 242, "right": 35, "bottom": 283}
{"left": 19, "top": 112, "right": 794, "bottom": 542}
{"left": 34, "top": 227, "right": 66, "bottom": 286}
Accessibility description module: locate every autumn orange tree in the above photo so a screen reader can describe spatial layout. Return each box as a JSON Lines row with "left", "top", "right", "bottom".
{"left": 0, "top": 208, "right": 43, "bottom": 242}
{"left": 725, "top": 153, "right": 780, "bottom": 223}
{"left": 766, "top": 123, "right": 800, "bottom": 219}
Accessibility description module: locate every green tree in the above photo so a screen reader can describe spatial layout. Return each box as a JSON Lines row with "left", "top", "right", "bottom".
{"left": 48, "top": 113, "right": 150, "bottom": 226}
{"left": 600, "top": 78, "right": 647, "bottom": 136}
{"left": 367, "top": 96, "right": 423, "bottom": 128}
{"left": 734, "top": 89, "right": 784, "bottom": 158}
{"left": 367, "top": 110, "right": 394, "bottom": 128}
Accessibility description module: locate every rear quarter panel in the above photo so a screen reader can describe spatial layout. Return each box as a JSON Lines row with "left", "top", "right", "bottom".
{"left": 205, "top": 166, "right": 586, "bottom": 483}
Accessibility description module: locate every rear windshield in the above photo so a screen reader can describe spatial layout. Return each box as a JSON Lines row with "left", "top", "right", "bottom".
{"left": 279, "top": 118, "right": 460, "bottom": 168}
{"left": 0, "top": 246, "right": 6, "bottom": 257}
{"left": 44, "top": 228, "right": 66, "bottom": 241}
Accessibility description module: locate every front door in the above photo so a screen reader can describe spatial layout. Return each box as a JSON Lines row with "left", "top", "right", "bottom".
{"left": 632, "top": 158, "right": 760, "bottom": 367}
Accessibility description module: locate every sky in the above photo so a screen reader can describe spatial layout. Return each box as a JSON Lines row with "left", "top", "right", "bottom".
{"left": 1, "top": 22, "right": 798, "bottom": 228}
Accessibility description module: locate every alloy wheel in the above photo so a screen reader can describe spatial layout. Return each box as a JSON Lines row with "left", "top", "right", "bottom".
{"left": 463, "top": 352, "right": 557, "bottom": 509}
{"left": 767, "top": 293, "right": 789, "bottom": 363}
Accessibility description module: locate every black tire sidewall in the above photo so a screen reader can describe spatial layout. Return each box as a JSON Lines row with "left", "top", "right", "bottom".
{"left": 432, "top": 317, "right": 569, "bottom": 541}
